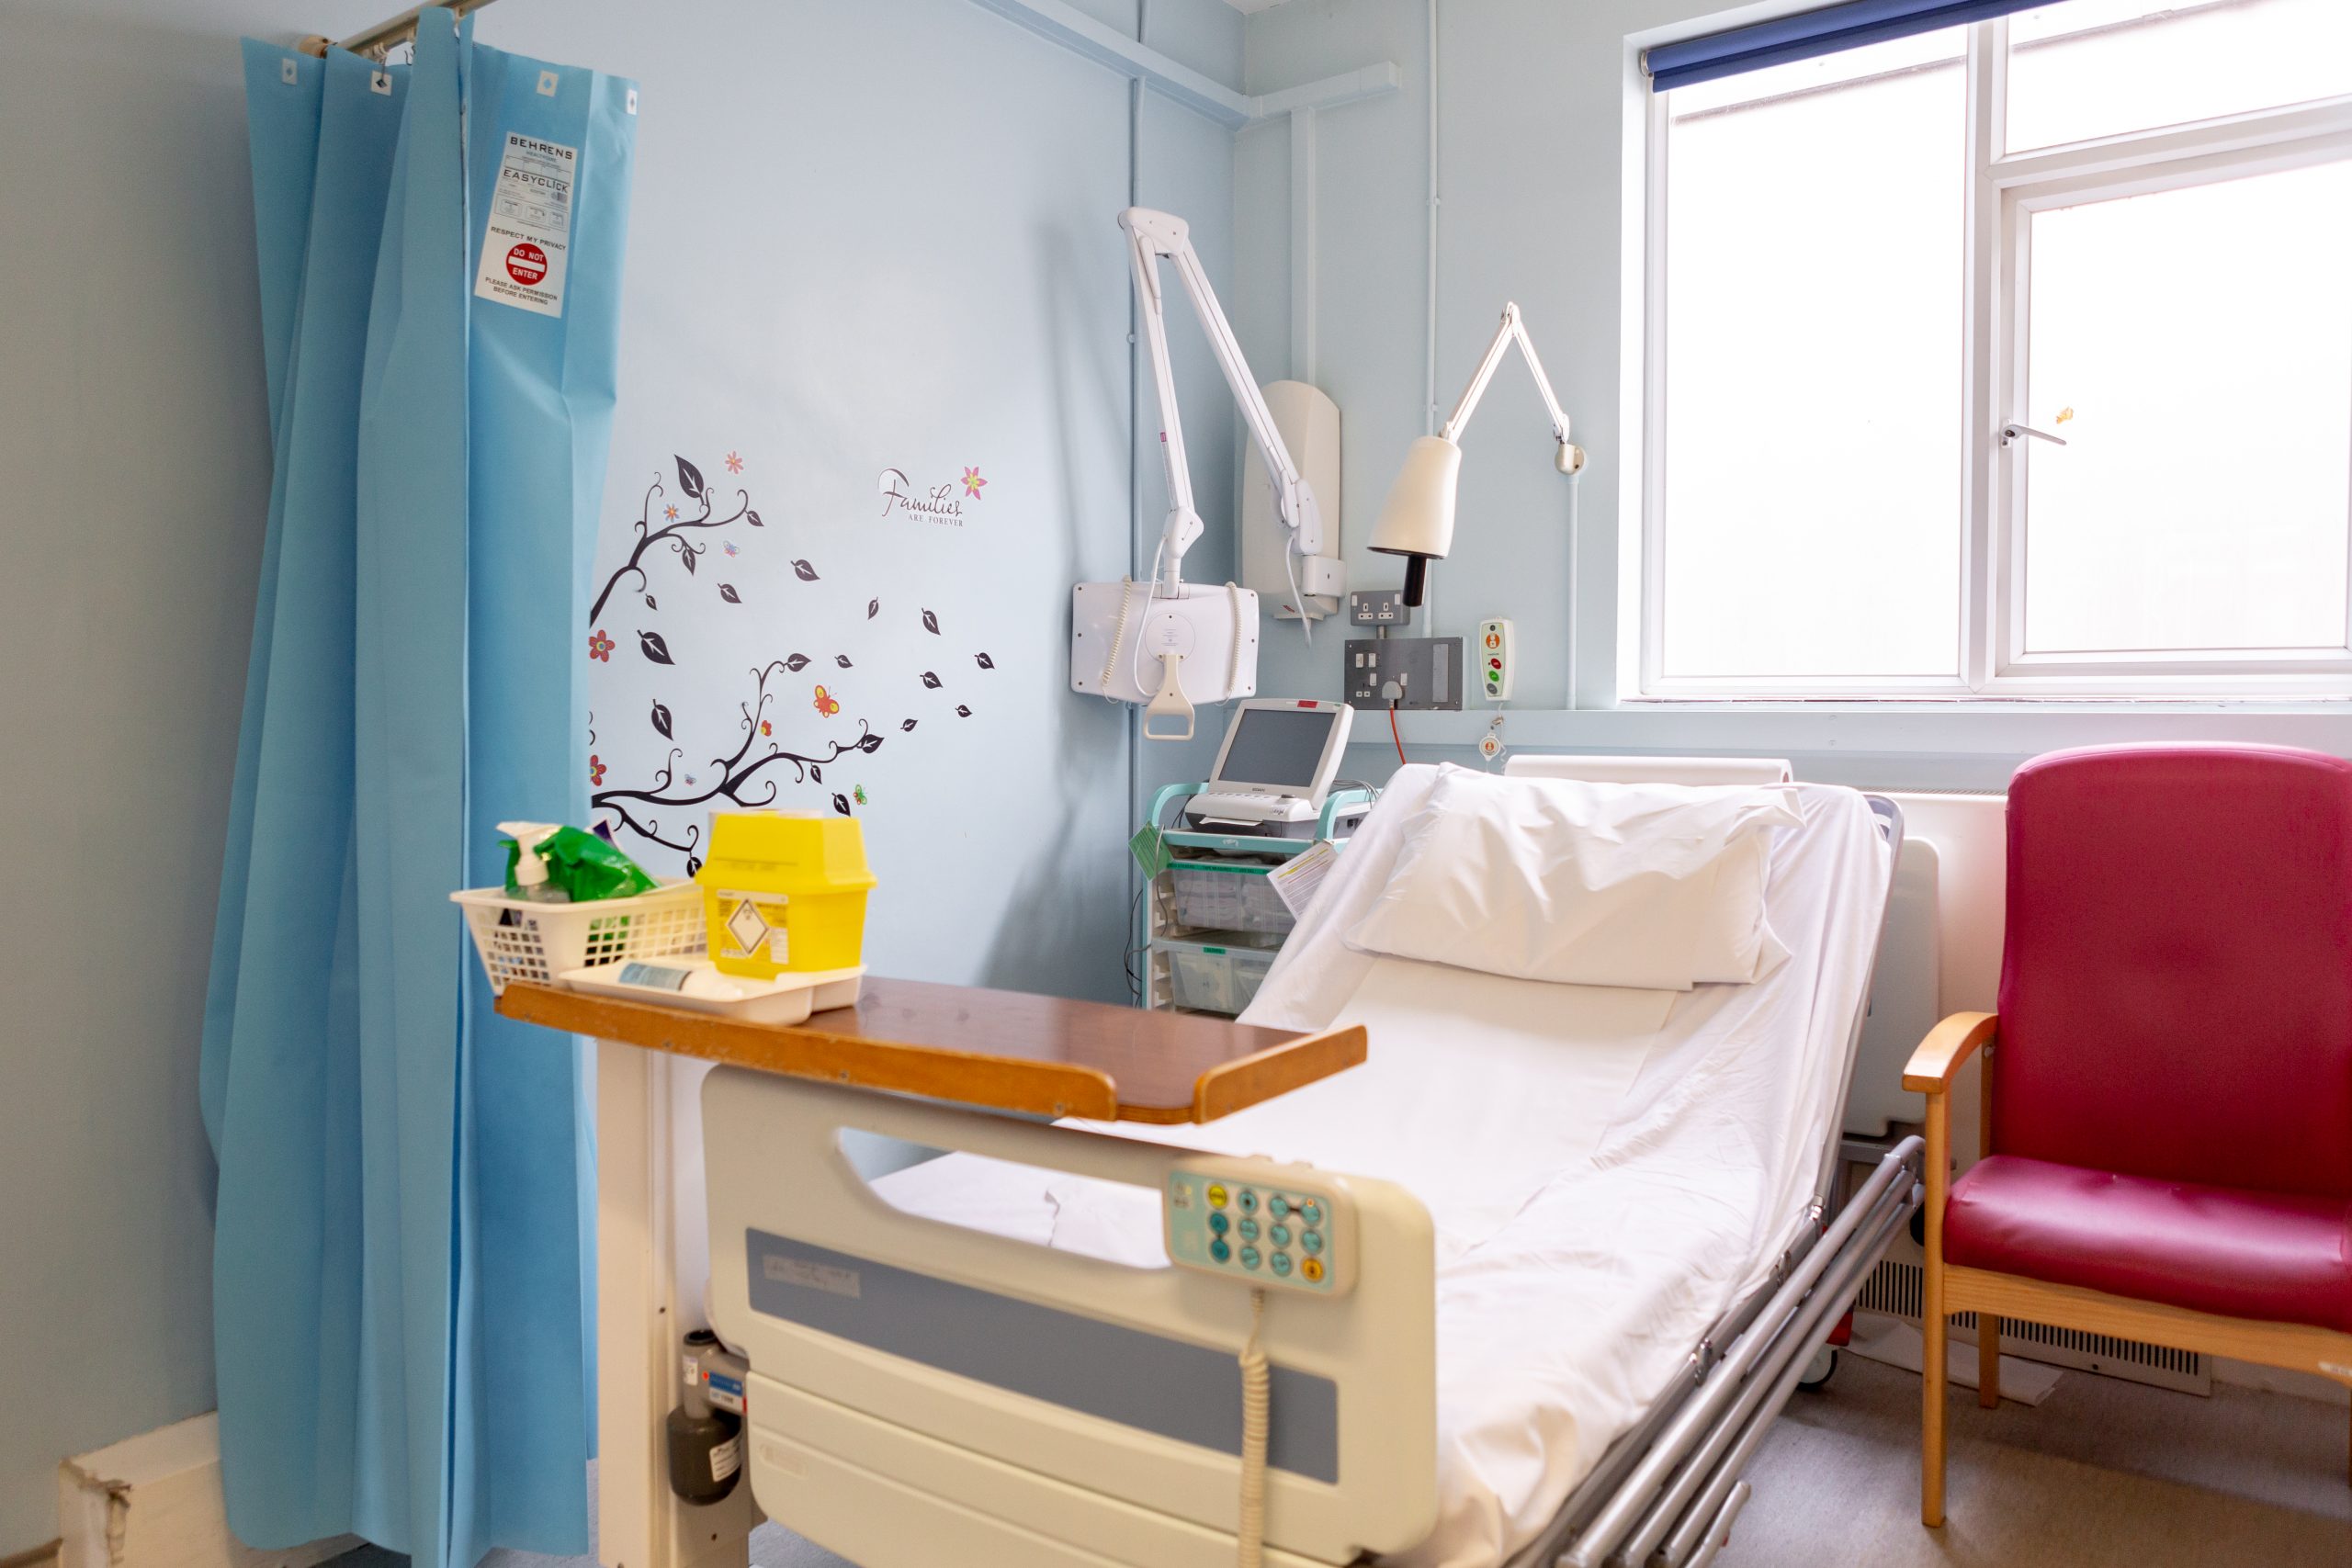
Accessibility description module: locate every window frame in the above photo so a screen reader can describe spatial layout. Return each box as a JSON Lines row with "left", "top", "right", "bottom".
{"left": 1636, "top": 15, "right": 2352, "bottom": 701}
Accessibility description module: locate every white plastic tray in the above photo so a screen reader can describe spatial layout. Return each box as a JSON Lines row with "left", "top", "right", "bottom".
{"left": 559, "top": 959, "right": 865, "bottom": 1026}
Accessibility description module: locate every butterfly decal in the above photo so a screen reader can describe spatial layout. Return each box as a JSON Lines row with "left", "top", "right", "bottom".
{"left": 812, "top": 684, "right": 842, "bottom": 717}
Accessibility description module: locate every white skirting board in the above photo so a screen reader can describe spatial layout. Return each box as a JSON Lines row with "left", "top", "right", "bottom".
{"left": 57, "top": 1415, "right": 356, "bottom": 1568}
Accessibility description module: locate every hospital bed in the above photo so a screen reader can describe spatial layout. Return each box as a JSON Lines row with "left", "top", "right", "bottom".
{"left": 697, "top": 760, "right": 1921, "bottom": 1568}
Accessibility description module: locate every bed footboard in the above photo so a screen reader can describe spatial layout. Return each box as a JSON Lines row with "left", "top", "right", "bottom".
{"left": 701, "top": 1067, "right": 1438, "bottom": 1568}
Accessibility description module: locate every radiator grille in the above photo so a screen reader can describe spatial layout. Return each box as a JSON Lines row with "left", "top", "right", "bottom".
{"left": 1856, "top": 1258, "right": 2210, "bottom": 1393}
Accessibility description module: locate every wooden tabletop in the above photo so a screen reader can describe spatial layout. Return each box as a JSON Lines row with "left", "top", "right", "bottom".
{"left": 496, "top": 976, "right": 1366, "bottom": 1124}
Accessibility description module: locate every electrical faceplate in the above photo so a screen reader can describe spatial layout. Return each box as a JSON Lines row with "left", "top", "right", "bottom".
{"left": 1165, "top": 1157, "right": 1354, "bottom": 1295}
{"left": 1344, "top": 637, "right": 1464, "bottom": 712}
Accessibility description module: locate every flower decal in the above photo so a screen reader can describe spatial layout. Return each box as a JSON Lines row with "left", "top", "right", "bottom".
{"left": 589, "top": 754, "right": 607, "bottom": 785}
{"left": 663, "top": 502, "right": 680, "bottom": 521}
{"left": 760, "top": 719, "right": 773, "bottom": 737}
{"left": 961, "top": 466, "right": 987, "bottom": 499}
{"left": 812, "top": 684, "right": 842, "bottom": 717}
{"left": 723, "top": 541, "right": 740, "bottom": 558}
{"left": 725, "top": 451, "right": 744, "bottom": 474}
{"left": 854, "top": 784, "right": 869, "bottom": 806}
{"left": 588, "top": 628, "right": 615, "bottom": 662}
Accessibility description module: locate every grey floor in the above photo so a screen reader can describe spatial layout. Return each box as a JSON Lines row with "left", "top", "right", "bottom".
{"left": 333, "top": 1355, "right": 2352, "bottom": 1568}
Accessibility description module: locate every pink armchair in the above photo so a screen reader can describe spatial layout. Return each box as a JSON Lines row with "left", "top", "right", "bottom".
{"left": 1906, "top": 743, "right": 2352, "bottom": 1527}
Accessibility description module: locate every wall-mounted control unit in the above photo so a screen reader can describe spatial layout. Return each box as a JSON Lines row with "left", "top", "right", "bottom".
{"left": 1344, "top": 636, "right": 1464, "bottom": 712}
{"left": 1476, "top": 618, "right": 1515, "bottom": 701}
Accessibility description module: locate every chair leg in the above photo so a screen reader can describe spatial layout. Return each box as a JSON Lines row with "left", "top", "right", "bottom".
{"left": 1923, "top": 1297, "right": 1948, "bottom": 1526}
{"left": 1978, "top": 1314, "right": 2001, "bottom": 1409}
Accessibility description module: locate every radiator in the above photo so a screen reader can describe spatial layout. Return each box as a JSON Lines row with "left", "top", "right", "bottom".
{"left": 1854, "top": 1238, "right": 2211, "bottom": 1396}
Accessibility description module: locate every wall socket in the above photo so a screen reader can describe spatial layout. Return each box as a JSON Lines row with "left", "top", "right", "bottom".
{"left": 1344, "top": 637, "right": 1465, "bottom": 712}
{"left": 1348, "top": 590, "right": 1407, "bottom": 626}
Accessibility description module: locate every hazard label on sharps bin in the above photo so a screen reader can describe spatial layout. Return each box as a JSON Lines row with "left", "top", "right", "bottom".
{"left": 475, "top": 131, "right": 575, "bottom": 317}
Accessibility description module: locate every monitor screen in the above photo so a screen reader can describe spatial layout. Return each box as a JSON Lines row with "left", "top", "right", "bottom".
{"left": 1216, "top": 707, "right": 1337, "bottom": 789}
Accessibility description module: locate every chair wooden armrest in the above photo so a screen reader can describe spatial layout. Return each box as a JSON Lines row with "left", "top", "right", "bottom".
{"left": 1904, "top": 1011, "right": 1996, "bottom": 1095}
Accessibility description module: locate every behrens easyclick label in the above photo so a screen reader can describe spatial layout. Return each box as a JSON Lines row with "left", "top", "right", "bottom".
{"left": 475, "top": 132, "right": 575, "bottom": 316}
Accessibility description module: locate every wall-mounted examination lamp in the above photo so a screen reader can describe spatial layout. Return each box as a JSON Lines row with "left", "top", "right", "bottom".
{"left": 1369, "top": 301, "right": 1585, "bottom": 607}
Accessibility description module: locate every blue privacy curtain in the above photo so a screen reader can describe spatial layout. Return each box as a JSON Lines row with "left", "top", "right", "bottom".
{"left": 206, "top": 13, "right": 637, "bottom": 1567}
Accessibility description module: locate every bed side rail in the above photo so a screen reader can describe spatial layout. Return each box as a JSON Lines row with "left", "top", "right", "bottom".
{"left": 699, "top": 1068, "right": 1439, "bottom": 1565}
{"left": 1513, "top": 1137, "right": 1923, "bottom": 1568}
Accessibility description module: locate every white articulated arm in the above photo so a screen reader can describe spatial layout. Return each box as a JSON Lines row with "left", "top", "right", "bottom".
{"left": 1122, "top": 208, "right": 1325, "bottom": 594}
{"left": 1442, "top": 301, "right": 1586, "bottom": 474}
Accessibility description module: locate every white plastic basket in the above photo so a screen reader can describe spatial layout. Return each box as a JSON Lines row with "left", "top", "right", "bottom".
{"left": 1165, "top": 862, "right": 1296, "bottom": 936}
{"left": 1156, "top": 935, "right": 1280, "bottom": 1016}
{"left": 452, "top": 880, "right": 706, "bottom": 996}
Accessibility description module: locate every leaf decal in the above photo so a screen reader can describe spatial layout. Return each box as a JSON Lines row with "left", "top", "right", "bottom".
{"left": 974, "top": 651, "right": 994, "bottom": 669}
{"left": 745, "top": 508, "right": 763, "bottom": 527}
{"left": 833, "top": 654, "right": 853, "bottom": 669}
{"left": 809, "top": 764, "right": 823, "bottom": 784}
{"left": 831, "top": 793, "right": 852, "bottom": 817}
{"left": 858, "top": 733, "right": 884, "bottom": 753}
{"left": 866, "top": 598, "right": 880, "bottom": 619}
{"left": 956, "top": 705, "right": 973, "bottom": 717}
{"left": 719, "top": 583, "right": 741, "bottom": 604}
{"left": 675, "top": 455, "right": 705, "bottom": 499}
{"left": 784, "top": 652, "right": 811, "bottom": 672}
{"left": 644, "top": 593, "right": 657, "bottom": 610}
{"left": 650, "top": 700, "right": 673, "bottom": 739}
{"left": 792, "top": 559, "right": 820, "bottom": 581}
{"left": 919, "top": 671, "right": 942, "bottom": 689}
{"left": 684, "top": 855, "right": 703, "bottom": 877}
{"left": 638, "top": 631, "right": 673, "bottom": 665}
{"left": 679, "top": 547, "right": 696, "bottom": 576}
{"left": 921, "top": 608, "right": 941, "bottom": 635}
{"left": 900, "top": 718, "right": 919, "bottom": 732}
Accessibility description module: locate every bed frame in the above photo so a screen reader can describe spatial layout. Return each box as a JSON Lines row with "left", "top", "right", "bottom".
{"left": 684, "top": 795, "right": 1919, "bottom": 1568}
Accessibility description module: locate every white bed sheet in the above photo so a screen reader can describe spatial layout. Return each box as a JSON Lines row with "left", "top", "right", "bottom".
{"left": 875, "top": 766, "right": 1891, "bottom": 1567}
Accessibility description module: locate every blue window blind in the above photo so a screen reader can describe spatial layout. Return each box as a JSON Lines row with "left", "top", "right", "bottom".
{"left": 1646, "top": 0, "right": 2057, "bottom": 92}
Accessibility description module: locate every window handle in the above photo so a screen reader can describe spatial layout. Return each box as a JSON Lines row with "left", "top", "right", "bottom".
{"left": 2000, "top": 422, "right": 2068, "bottom": 448}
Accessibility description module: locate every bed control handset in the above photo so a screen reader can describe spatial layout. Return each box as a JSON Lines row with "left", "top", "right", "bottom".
{"left": 1163, "top": 1156, "right": 1355, "bottom": 1296}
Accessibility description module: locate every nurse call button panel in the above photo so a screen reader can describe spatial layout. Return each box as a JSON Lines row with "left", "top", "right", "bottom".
{"left": 1164, "top": 1156, "right": 1353, "bottom": 1295}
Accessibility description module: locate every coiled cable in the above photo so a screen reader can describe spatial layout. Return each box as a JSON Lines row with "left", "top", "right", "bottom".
{"left": 1238, "top": 1287, "right": 1270, "bottom": 1568}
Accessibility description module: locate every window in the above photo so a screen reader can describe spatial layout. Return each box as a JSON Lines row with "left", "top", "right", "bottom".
{"left": 1642, "top": 1, "right": 2352, "bottom": 698}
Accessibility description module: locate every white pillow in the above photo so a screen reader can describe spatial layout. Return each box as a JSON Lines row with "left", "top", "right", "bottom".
{"left": 1343, "top": 766, "right": 1801, "bottom": 990}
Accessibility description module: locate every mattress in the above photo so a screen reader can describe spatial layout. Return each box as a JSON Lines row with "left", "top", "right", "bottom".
{"left": 876, "top": 767, "right": 1892, "bottom": 1567}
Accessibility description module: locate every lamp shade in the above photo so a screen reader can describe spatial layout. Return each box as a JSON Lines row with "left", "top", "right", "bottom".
{"left": 1369, "top": 435, "right": 1462, "bottom": 563}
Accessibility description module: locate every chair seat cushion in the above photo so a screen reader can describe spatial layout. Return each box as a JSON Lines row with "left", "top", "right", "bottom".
{"left": 1943, "top": 1155, "right": 2352, "bottom": 1333}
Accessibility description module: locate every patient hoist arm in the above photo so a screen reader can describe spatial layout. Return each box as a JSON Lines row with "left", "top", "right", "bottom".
{"left": 1121, "top": 207, "right": 1327, "bottom": 598}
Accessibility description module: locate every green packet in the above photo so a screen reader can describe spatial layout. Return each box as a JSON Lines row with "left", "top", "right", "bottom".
{"left": 501, "top": 821, "right": 660, "bottom": 902}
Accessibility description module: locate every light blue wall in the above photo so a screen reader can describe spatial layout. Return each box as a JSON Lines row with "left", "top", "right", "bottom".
{"left": 0, "top": 0, "right": 396, "bottom": 1551}
{"left": 0, "top": 0, "right": 1245, "bottom": 1553}
{"left": 1236, "top": 0, "right": 2352, "bottom": 792}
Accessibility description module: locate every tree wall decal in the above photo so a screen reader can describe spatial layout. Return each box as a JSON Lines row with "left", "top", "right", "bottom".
{"left": 585, "top": 453, "right": 995, "bottom": 865}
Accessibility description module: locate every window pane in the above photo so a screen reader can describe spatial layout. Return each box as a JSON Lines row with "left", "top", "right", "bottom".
{"left": 2020, "top": 159, "right": 2352, "bottom": 656}
{"left": 2007, "top": 0, "right": 2352, "bottom": 154}
{"left": 1661, "top": 32, "right": 1965, "bottom": 682}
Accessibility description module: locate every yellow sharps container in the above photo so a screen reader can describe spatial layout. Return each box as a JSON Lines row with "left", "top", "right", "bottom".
{"left": 697, "top": 810, "right": 876, "bottom": 979}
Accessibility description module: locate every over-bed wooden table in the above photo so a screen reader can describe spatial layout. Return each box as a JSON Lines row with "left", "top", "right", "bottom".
{"left": 496, "top": 978, "right": 1366, "bottom": 1568}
